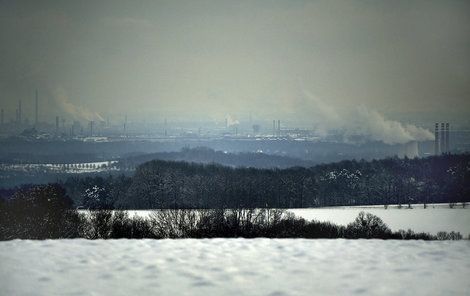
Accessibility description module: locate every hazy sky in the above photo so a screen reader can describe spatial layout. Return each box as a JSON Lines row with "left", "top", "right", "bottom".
{"left": 1, "top": 0, "right": 469, "bottom": 123}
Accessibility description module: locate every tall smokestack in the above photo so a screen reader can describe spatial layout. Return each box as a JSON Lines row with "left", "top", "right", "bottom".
{"left": 277, "top": 120, "right": 281, "bottom": 137}
{"left": 445, "top": 123, "right": 450, "bottom": 153}
{"left": 124, "top": 114, "right": 127, "bottom": 136}
{"left": 55, "top": 116, "right": 59, "bottom": 134}
{"left": 90, "top": 121, "right": 94, "bottom": 137}
{"left": 18, "top": 100, "right": 22, "bottom": 124}
{"left": 164, "top": 118, "right": 167, "bottom": 136}
{"left": 35, "top": 89, "right": 38, "bottom": 125}
{"left": 434, "top": 123, "right": 439, "bottom": 155}
{"left": 440, "top": 123, "right": 446, "bottom": 154}
{"left": 0, "top": 109, "right": 4, "bottom": 125}
{"left": 273, "top": 120, "right": 276, "bottom": 137}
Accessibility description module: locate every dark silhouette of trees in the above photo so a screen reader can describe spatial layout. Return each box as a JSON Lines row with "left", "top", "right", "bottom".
{"left": 0, "top": 184, "right": 82, "bottom": 239}
{"left": 2, "top": 154, "right": 468, "bottom": 210}
{"left": 0, "top": 191, "right": 463, "bottom": 240}
{"left": 344, "top": 211, "right": 392, "bottom": 239}
{"left": 90, "top": 154, "right": 468, "bottom": 210}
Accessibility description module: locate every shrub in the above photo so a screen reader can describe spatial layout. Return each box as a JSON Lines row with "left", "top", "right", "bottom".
{"left": 110, "top": 211, "right": 133, "bottom": 238}
{"left": 345, "top": 211, "right": 392, "bottom": 239}
{"left": 397, "top": 229, "right": 434, "bottom": 240}
{"left": 437, "top": 231, "right": 462, "bottom": 240}
{"left": 85, "top": 210, "right": 113, "bottom": 239}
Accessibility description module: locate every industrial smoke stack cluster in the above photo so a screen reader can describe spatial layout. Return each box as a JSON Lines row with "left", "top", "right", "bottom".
{"left": 434, "top": 122, "right": 450, "bottom": 155}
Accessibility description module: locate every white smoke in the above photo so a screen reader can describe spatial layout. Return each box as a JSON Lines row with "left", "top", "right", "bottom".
{"left": 53, "top": 87, "right": 104, "bottom": 122}
{"left": 302, "top": 90, "right": 434, "bottom": 144}
{"left": 225, "top": 114, "right": 240, "bottom": 127}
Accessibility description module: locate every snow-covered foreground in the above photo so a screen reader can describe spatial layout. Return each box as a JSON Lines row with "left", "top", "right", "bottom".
{"left": 1, "top": 239, "right": 469, "bottom": 296}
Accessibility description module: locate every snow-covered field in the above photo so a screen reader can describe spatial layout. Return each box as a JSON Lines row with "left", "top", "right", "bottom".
{"left": 290, "top": 206, "right": 470, "bottom": 235}
{"left": 120, "top": 204, "right": 470, "bottom": 236}
{"left": 1, "top": 239, "right": 469, "bottom": 296}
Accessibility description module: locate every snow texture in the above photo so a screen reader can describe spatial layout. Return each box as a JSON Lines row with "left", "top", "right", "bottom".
{"left": 1, "top": 239, "right": 470, "bottom": 296}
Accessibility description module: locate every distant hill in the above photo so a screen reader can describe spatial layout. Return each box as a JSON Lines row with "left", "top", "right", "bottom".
{"left": 118, "top": 147, "right": 317, "bottom": 169}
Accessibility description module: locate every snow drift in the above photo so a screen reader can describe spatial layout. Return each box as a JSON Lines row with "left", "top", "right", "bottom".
{"left": 1, "top": 239, "right": 469, "bottom": 296}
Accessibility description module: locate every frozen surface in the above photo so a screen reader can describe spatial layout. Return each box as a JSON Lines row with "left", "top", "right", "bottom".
{"left": 1, "top": 239, "right": 470, "bottom": 296}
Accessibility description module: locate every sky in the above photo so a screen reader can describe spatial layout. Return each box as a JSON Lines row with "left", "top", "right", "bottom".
{"left": 0, "top": 0, "right": 469, "bottom": 125}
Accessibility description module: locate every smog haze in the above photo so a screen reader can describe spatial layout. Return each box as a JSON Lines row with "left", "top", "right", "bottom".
{"left": 1, "top": 0, "right": 469, "bottom": 125}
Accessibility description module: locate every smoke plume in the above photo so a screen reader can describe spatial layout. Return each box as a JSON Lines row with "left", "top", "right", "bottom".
{"left": 225, "top": 114, "right": 240, "bottom": 127}
{"left": 53, "top": 87, "right": 104, "bottom": 122}
{"left": 302, "top": 90, "right": 434, "bottom": 144}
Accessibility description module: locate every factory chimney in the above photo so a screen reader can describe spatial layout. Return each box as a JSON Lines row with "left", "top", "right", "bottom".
{"left": 124, "top": 114, "right": 127, "bottom": 136}
{"left": 0, "top": 109, "right": 4, "bottom": 125}
{"left": 440, "top": 123, "right": 446, "bottom": 154}
{"left": 277, "top": 120, "right": 281, "bottom": 137}
{"left": 434, "top": 123, "right": 440, "bottom": 155}
{"left": 55, "top": 116, "right": 59, "bottom": 134}
{"left": 90, "top": 121, "right": 94, "bottom": 137}
{"left": 445, "top": 123, "right": 450, "bottom": 153}
{"left": 35, "top": 90, "right": 38, "bottom": 125}
{"left": 18, "top": 100, "right": 22, "bottom": 124}
{"left": 164, "top": 118, "right": 167, "bottom": 136}
{"left": 273, "top": 120, "right": 276, "bottom": 137}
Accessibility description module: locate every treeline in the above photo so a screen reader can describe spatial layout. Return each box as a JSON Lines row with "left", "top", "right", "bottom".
{"left": 0, "top": 185, "right": 464, "bottom": 240}
{"left": 56, "top": 153, "right": 470, "bottom": 209}
{"left": 0, "top": 147, "right": 311, "bottom": 188}
{"left": 0, "top": 170, "right": 131, "bottom": 189}
{"left": 118, "top": 147, "right": 316, "bottom": 170}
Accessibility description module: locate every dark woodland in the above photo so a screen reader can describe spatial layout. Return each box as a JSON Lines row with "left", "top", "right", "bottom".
{"left": 53, "top": 153, "right": 470, "bottom": 209}
{"left": 0, "top": 184, "right": 463, "bottom": 240}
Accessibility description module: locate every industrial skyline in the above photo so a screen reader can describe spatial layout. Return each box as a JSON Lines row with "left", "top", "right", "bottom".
{"left": 0, "top": 1, "right": 469, "bottom": 123}
{"left": 0, "top": 0, "right": 469, "bottom": 155}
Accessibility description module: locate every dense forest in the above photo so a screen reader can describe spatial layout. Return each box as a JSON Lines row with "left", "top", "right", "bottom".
{"left": 36, "top": 153, "right": 470, "bottom": 209}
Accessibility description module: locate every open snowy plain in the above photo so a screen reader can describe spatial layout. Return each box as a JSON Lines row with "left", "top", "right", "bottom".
{"left": 122, "top": 204, "right": 470, "bottom": 235}
{"left": 290, "top": 205, "right": 470, "bottom": 235}
{"left": 1, "top": 239, "right": 469, "bottom": 296}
